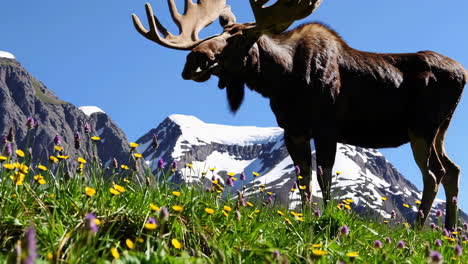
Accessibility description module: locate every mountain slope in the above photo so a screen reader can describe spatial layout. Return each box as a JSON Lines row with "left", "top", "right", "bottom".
{"left": 136, "top": 114, "right": 467, "bottom": 223}
{"left": 0, "top": 56, "right": 138, "bottom": 170}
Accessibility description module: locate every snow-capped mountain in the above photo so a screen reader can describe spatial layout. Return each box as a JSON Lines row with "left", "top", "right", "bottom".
{"left": 136, "top": 114, "right": 467, "bottom": 223}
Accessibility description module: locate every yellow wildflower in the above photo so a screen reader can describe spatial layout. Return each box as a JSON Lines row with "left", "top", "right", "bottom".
{"left": 94, "top": 219, "right": 101, "bottom": 225}
{"left": 110, "top": 247, "right": 120, "bottom": 259}
{"left": 130, "top": 142, "right": 139, "bottom": 148}
{"left": 209, "top": 167, "right": 215, "bottom": 171}
{"left": 172, "top": 205, "right": 184, "bottom": 212}
{"left": 246, "top": 202, "right": 254, "bottom": 207}
{"left": 172, "top": 238, "right": 182, "bottom": 249}
{"left": 381, "top": 197, "right": 387, "bottom": 201}
{"left": 403, "top": 203, "right": 410, "bottom": 208}
{"left": 49, "top": 194, "right": 55, "bottom": 199}
{"left": 91, "top": 136, "right": 101, "bottom": 141}
{"left": 77, "top": 157, "right": 87, "bottom": 164}
{"left": 37, "top": 164, "right": 48, "bottom": 171}
{"left": 17, "top": 163, "right": 28, "bottom": 173}
{"left": 134, "top": 153, "right": 142, "bottom": 159}
{"left": 49, "top": 156, "right": 59, "bottom": 163}
{"left": 3, "top": 164, "right": 15, "bottom": 170}
{"left": 311, "top": 243, "right": 322, "bottom": 248}
{"left": 344, "top": 204, "right": 351, "bottom": 210}
{"left": 123, "top": 178, "right": 130, "bottom": 183}
{"left": 205, "top": 208, "right": 215, "bottom": 215}
{"left": 113, "top": 184, "right": 125, "bottom": 193}
{"left": 223, "top": 211, "right": 229, "bottom": 217}
{"left": 54, "top": 145, "right": 63, "bottom": 152}
{"left": 227, "top": 172, "right": 236, "bottom": 177}
{"left": 336, "top": 171, "right": 342, "bottom": 175}
{"left": 121, "top": 164, "right": 129, "bottom": 170}
{"left": 284, "top": 218, "right": 292, "bottom": 224}
{"left": 10, "top": 172, "right": 25, "bottom": 185}
{"left": 172, "top": 191, "right": 181, "bottom": 197}
{"left": 345, "top": 199, "right": 354, "bottom": 203}
{"left": 312, "top": 249, "right": 327, "bottom": 256}
{"left": 346, "top": 252, "right": 359, "bottom": 257}
{"left": 444, "top": 236, "right": 456, "bottom": 242}
{"left": 185, "top": 163, "right": 193, "bottom": 168}
{"left": 85, "top": 187, "right": 96, "bottom": 197}
{"left": 267, "top": 191, "right": 273, "bottom": 195}
{"left": 223, "top": 206, "right": 232, "bottom": 212}
{"left": 144, "top": 222, "right": 157, "bottom": 230}
{"left": 57, "top": 155, "right": 69, "bottom": 160}
{"left": 47, "top": 252, "right": 53, "bottom": 260}
{"left": 38, "top": 179, "right": 46, "bottom": 185}
{"left": 150, "top": 203, "right": 160, "bottom": 211}
{"left": 277, "top": 210, "right": 285, "bottom": 216}
{"left": 136, "top": 238, "right": 144, "bottom": 243}
{"left": 252, "top": 172, "right": 260, "bottom": 177}
{"left": 415, "top": 200, "right": 422, "bottom": 204}
{"left": 299, "top": 185, "right": 307, "bottom": 190}
{"left": 126, "top": 239, "right": 134, "bottom": 249}
{"left": 109, "top": 188, "right": 122, "bottom": 195}
{"left": 290, "top": 188, "right": 297, "bottom": 192}
{"left": 0, "top": 155, "right": 7, "bottom": 161}
{"left": 297, "top": 175, "right": 303, "bottom": 179}
{"left": 16, "top": 150, "right": 25, "bottom": 157}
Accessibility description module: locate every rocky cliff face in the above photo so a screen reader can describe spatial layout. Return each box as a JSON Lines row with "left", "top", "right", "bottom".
{"left": 136, "top": 114, "right": 467, "bottom": 223}
{"left": 0, "top": 57, "right": 138, "bottom": 171}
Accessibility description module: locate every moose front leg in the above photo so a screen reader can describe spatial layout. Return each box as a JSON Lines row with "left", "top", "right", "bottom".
{"left": 284, "top": 132, "right": 312, "bottom": 205}
{"left": 314, "top": 137, "right": 337, "bottom": 207}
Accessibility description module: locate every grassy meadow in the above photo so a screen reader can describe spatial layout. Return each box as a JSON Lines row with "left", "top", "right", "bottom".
{"left": 0, "top": 121, "right": 466, "bottom": 263}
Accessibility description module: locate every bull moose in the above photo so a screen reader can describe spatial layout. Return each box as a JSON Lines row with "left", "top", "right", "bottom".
{"left": 132, "top": 0, "right": 466, "bottom": 228}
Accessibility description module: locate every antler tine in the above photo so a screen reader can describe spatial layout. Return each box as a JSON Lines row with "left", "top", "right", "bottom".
{"left": 250, "top": 0, "right": 323, "bottom": 34}
{"left": 132, "top": 1, "right": 227, "bottom": 51}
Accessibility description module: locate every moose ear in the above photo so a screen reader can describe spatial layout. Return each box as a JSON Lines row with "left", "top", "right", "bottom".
{"left": 219, "top": 6, "right": 236, "bottom": 28}
{"left": 226, "top": 79, "right": 244, "bottom": 113}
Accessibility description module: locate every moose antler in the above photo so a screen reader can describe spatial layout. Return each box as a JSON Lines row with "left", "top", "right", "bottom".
{"left": 250, "top": 0, "right": 323, "bottom": 34}
{"left": 132, "top": 0, "right": 228, "bottom": 50}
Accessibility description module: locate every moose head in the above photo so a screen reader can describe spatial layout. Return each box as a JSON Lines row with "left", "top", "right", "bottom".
{"left": 132, "top": 0, "right": 323, "bottom": 112}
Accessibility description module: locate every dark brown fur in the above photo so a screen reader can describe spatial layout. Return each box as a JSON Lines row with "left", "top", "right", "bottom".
{"left": 182, "top": 22, "right": 466, "bottom": 229}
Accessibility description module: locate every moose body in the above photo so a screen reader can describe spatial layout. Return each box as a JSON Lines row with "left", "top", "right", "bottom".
{"left": 133, "top": 0, "right": 466, "bottom": 228}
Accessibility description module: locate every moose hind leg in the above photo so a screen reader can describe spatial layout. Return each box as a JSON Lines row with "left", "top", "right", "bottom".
{"left": 409, "top": 130, "right": 445, "bottom": 228}
{"left": 314, "top": 137, "right": 337, "bottom": 207}
{"left": 435, "top": 119, "right": 461, "bottom": 229}
{"left": 284, "top": 132, "right": 312, "bottom": 205}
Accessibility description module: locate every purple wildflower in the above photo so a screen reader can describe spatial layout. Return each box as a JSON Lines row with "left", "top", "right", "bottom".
{"left": 273, "top": 250, "right": 280, "bottom": 261}
{"left": 5, "top": 143, "right": 12, "bottom": 156}
{"left": 74, "top": 131, "right": 81, "bottom": 150}
{"left": 157, "top": 158, "right": 165, "bottom": 169}
{"left": 463, "top": 235, "right": 467, "bottom": 242}
{"left": 385, "top": 237, "right": 392, "bottom": 244}
{"left": 434, "top": 239, "right": 442, "bottom": 247}
{"left": 452, "top": 196, "right": 458, "bottom": 205}
{"left": 226, "top": 176, "right": 234, "bottom": 187}
{"left": 397, "top": 240, "right": 405, "bottom": 249}
{"left": 152, "top": 134, "right": 158, "bottom": 149}
{"left": 265, "top": 195, "right": 273, "bottom": 204}
{"left": 339, "top": 225, "right": 350, "bottom": 236}
{"left": 443, "top": 228, "right": 450, "bottom": 237}
{"left": 430, "top": 251, "right": 442, "bottom": 264}
{"left": 112, "top": 158, "right": 118, "bottom": 168}
{"left": 435, "top": 209, "right": 443, "bottom": 218}
{"left": 22, "top": 226, "right": 37, "bottom": 264}
{"left": 314, "top": 209, "right": 321, "bottom": 217}
{"left": 391, "top": 210, "right": 396, "bottom": 219}
{"left": 430, "top": 223, "right": 438, "bottom": 230}
{"left": 147, "top": 217, "right": 157, "bottom": 225}
{"left": 374, "top": 240, "right": 383, "bottom": 249}
{"left": 26, "top": 117, "right": 35, "bottom": 129}
{"left": 240, "top": 172, "right": 246, "bottom": 181}
{"left": 295, "top": 165, "right": 301, "bottom": 175}
{"left": 85, "top": 213, "right": 98, "bottom": 234}
{"left": 84, "top": 122, "right": 90, "bottom": 133}
{"left": 53, "top": 135, "right": 61, "bottom": 145}
{"left": 171, "top": 160, "right": 177, "bottom": 171}
{"left": 454, "top": 244, "right": 463, "bottom": 257}
{"left": 463, "top": 222, "right": 468, "bottom": 231}
{"left": 159, "top": 206, "right": 169, "bottom": 222}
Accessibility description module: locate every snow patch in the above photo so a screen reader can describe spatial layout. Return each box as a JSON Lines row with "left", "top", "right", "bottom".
{"left": 79, "top": 106, "right": 105, "bottom": 117}
{"left": 0, "top": 51, "right": 15, "bottom": 59}
{"left": 169, "top": 114, "right": 284, "bottom": 146}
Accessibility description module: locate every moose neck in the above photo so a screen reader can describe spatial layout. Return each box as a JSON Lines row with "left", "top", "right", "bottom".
{"left": 243, "top": 34, "right": 295, "bottom": 97}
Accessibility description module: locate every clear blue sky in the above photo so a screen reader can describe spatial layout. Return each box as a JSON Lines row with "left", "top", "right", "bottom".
{"left": 2, "top": 1, "right": 467, "bottom": 210}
